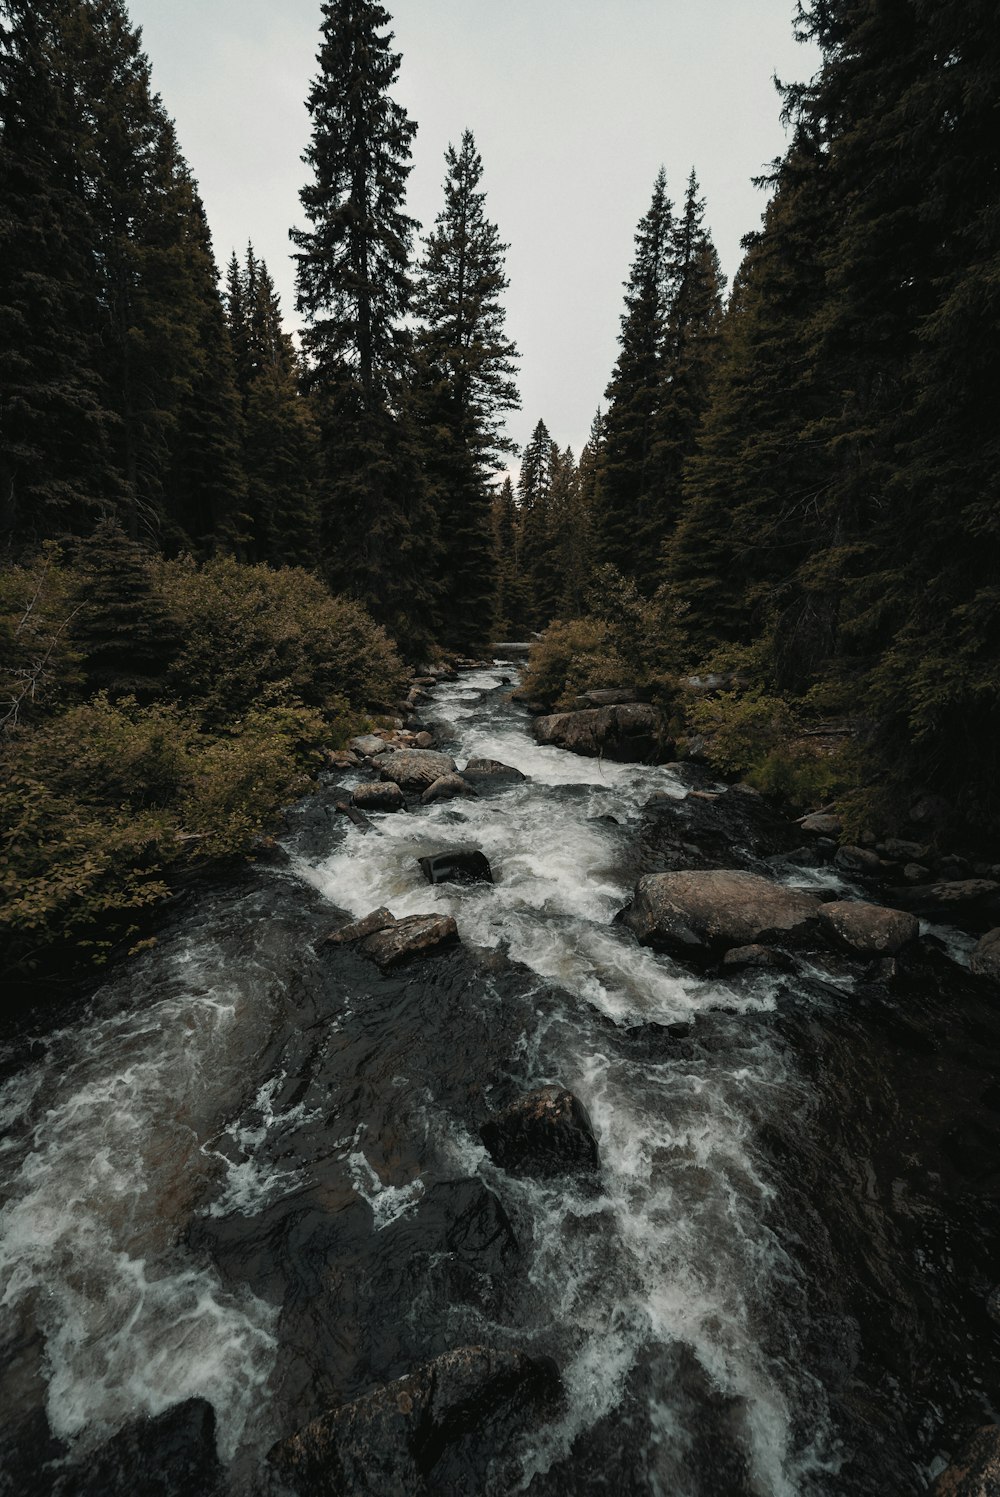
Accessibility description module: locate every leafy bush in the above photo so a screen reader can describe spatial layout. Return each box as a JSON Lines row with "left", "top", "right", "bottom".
{"left": 520, "top": 618, "right": 629, "bottom": 709}
{"left": 687, "top": 689, "right": 797, "bottom": 774}
{"left": 0, "top": 547, "right": 83, "bottom": 732}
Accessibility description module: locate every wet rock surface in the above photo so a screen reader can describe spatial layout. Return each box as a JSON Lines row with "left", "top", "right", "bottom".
{"left": 480, "top": 1086, "right": 600, "bottom": 1178}
{"left": 351, "top": 781, "right": 406, "bottom": 813}
{"left": 53, "top": 1399, "right": 220, "bottom": 1497}
{"left": 971, "top": 929, "right": 1000, "bottom": 982}
{"left": 533, "top": 703, "right": 663, "bottom": 761}
{"left": 358, "top": 912, "right": 460, "bottom": 969}
{"left": 931, "top": 1425, "right": 1000, "bottom": 1495}
{"left": 817, "top": 899, "right": 920, "bottom": 956}
{"left": 622, "top": 869, "right": 822, "bottom": 958}
{"left": 420, "top": 773, "right": 478, "bottom": 805}
{"left": 380, "top": 749, "right": 458, "bottom": 792}
{"left": 418, "top": 850, "right": 493, "bottom": 887}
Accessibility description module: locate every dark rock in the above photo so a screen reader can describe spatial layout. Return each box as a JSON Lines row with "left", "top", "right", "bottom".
{"left": 877, "top": 837, "right": 925, "bottom": 860}
{"left": 971, "top": 928, "right": 1000, "bottom": 982}
{"left": 320, "top": 907, "right": 396, "bottom": 948}
{"left": 461, "top": 757, "right": 527, "bottom": 784}
{"left": 887, "top": 879, "right": 1000, "bottom": 932}
{"left": 936, "top": 853, "right": 972, "bottom": 880}
{"left": 533, "top": 703, "right": 665, "bottom": 762}
{"left": 325, "top": 747, "right": 360, "bottom": 770}
{"left": 358, "top": 913, "right": 460, "bottom": 969}
{"left": 817, "top": 899, "right": 920, "bottom": 957}
{"left": 622, "top": 870, "right": 821, "bottom": 959}
{"left": 834, "top": 845, "right": 883, "bottom": 875}
{"left": 638, "top": 787, "right": 801, "bottom": 876}
{"left": 352, "top": 781, "right": 406, "bottom": 813}
{"left": 380, "top": 749, "right": 458, "bottom": 792}
{"left": 413, "top": 730, "right": 435, "bottom": 749}
{"left": 575, "top": 687, "right": 639, "bottom": 707}
{"left": 348, "top": 734, "right": 390, "bottom": 757}
{"left": 903, "top": 862, "right": 930, "bottom": 883}
{"left": 931, "top": 1425, "right": 1000, "bottom": 1494}
{"left": 267, "top": 1345, "right": 559, "bottom": 1497}
{"left": 335, "top": 801, "right": 373, "bottom": 833}
{"left": 54, "top": 1399, "right": 220, "bottom": 1497}
{"left": 800, "top": 812, "right": 843, "bottom": 836}
{"left": 420, "top": 773, "right": 478, "bottom": 805}
{"left": 720, "top": 944, "right": 794, "bottom": 973}
{"left": 418, "top": 850, "right": 493, "bottom": 886}
{"left": 908, "top": 794, "right": 952, "bottom": 828}
{"left": 481, "top": 1085, "right": 599, "bottom": 1177}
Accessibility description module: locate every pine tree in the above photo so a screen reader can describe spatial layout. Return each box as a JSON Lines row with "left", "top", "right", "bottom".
{"left": 412, "top": 130, "right": 519, "bottom": 652}
{"left": 70, "top": 519, "right": 178, "bottom": 699}
{"left": 292, "top": 0, "right": 433, "bottom": 640}
{"left": 492, "top": 475, "right": 528, "bottom": 636}
{"left": 596, "top": 169, "right": 675, "bottom": 583}
{"left": 0, "top": 0, "right": 119, "bottom": 550}
{"left": 517, "top": 418, "right": 558, "bottom": 630}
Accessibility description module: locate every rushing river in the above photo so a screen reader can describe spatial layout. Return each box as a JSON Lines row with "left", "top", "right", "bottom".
{"left": 2, "top": 658, "right": 1000, "bottom": 1495}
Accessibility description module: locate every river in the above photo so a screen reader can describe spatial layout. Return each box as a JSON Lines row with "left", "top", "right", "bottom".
{"left": 2, "top": 657, "right": 999, "bottom": 1495}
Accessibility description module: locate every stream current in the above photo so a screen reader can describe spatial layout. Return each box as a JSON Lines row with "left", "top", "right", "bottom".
{"left": 3, "top": 657, "right": 1000, "bottom": 1495}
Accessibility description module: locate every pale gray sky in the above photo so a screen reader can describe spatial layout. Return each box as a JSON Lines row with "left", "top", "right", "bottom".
{"left": 128, "top": 0, "right": 818, "bottom": 463}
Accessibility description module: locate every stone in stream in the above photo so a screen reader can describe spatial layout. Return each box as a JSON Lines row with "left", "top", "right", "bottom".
{"left": 461, "top": 757, "right": 527, "bottom": 784}
{"left": 348, "top": 734, "right": 390, "bottom": 757}
{"left": 379, "top": 748, "right": 457, "bottom": 792}
{"left": 887, "top": 879, "right": 1000, "bottom": 932}
{"left": 931, "top": 1425, "right": 1000, "bottom": 1495}
{"left": 52, "top": 1398, "right": 220, "bottom": 1497}
{"left": 420, "top": 773, "right": 478, "bottom": 805}
{"left": 351, "top": 781, "right": 406, "bottom": 813}
{"left": 419, "top": 850, "right": 493, "bottom": 886}
{"left": 817, "top": 899, "right": 919, "bottom": 957}
{"left": 533, "top": 703, "right": 665, "bottom": 761}
{"left": 266, "top": 1346, "right": 560, "bottom": 1496}
{"left": 971, "top": 928, "right": 1000, "bottom": 982}
{"left": 720, "top": 944, "right": 794, "bottom": 973}
{"left": 358, "top": 913, "right": 460, "bottom": 969}
{"left": 320, "top": 907, "right": 397, "bottom": 948}
{"left": 621, "top": 870, "right": 821, "bottom": 959}
{"left": 799, "top": 812, "right": 843, "bottom": 836}
{"left": 480, "top": 1086, "right": 599, "bottom": 1177}
{"left": 833, "top": 844, "right": 883, "bottom": 875}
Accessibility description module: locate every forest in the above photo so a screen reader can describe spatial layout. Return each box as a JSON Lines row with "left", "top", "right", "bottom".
{"left": 3, "top": 0, "right": 997, "bottom": 975}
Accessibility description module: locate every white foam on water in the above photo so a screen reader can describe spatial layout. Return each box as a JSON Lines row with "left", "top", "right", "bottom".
{"left": 347, "top": 1139, "right": 425, "bottom": 1230}
{"left": 204, "top": 1073, "right": 317, "bottom": 1218}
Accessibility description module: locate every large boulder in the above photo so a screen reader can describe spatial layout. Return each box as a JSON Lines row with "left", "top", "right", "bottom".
{"left": 799, "top": 812, "right": 843, "bottom": 837}
{"left": 379, "top": 748, "right": 457, "bottom": 792}
{"left": 972, "top": 928, "right": 1000, "bottom": 983}
{"left": 351, "top": 781, "right": 406, "bottom": 813}
{"left": 53, "top": 1399, "right": 219, "bottom": 1497}
{"left": 931, "top": 1425, "right": 1000, "bottom": 1495}
{"left": 533, "top": 703, "right": 663, "bottom": 762}
{"left": 481, "top": 1086, "right": 599, "bottom": 1177}
{"left": 319, "top": 907, "right": 396, "bottom": 948}
{"left": 817, "top": 899, "right": 919, "bottom": 956}
{"left": 887, "top": 879, "right": 1000, "bottom": 932}
{"left": 358, "top": 913, "right": 459, "bottom": 969}
{"left": 418, "top": 850, "right": 493, "bottom": 886}
{"left": 267, "top": 1346, "right": 559, "bottom": 1497}
{"left": 420, "top": 773, "right": 478, "bottom": 805}
{"left": 622, "top": 870, "right": 821, "bottom": 958}
{"left": 461, "top": 757, "right": 527, "bottom": 785}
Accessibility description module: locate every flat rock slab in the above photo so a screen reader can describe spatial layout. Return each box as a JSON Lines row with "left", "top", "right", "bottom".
{"left": 321, "top": 907, "right": 396, "bottom": 948}
{"left": 420, "top": 773, "right": 478, "bottom": 804}
{"left": 533, "top": 703, "right": 663, "bottom": 761}
{"left": 379, "top": 748, "right": 457, "bottom": 791}
{"left": 623, "top": 870, "right": 821, "bottom": 957}
{"left": 462, "top": 757, "right": 527, "bottom": 783}
{"left": 721, "top": 944, "right": 794, "bottom": 973}
{"left": 481, "top": 1085, "right": 599, "bottom": 1177}
{"left": 972, "top": 928, "right": 1000, "bottom": 982}
{"left": 817, "top": 899, "right": 919, "bottom": 956}
{"left": 932, "top": 1425, "right": 1000, "bottom": 1495}
{"left": 418, "top": 850, "right": 493, "bottom": 886}
{"left": 267, "top": 1345, "right": 559, "bottom": 1497}
{"left": 351, "top": 781, "right": 406, "bottom": 812}
{"left": 358, "top": 913, "right": 459, "bottom": 969}
{"left": 348, "top": 734, "right": 390, "bottom": 757}
{"left": 889, "top": 879, "right": 1000, "bottom": 932}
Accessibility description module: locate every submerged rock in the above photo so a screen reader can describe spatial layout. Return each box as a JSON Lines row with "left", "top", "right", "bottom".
{"left": 931, "top": 1425, "right": 1000, "bottom": 1495}
{"left": 351, "top": 781, "right": 406, "bottom": 813}
{"left": 622, "top": 870, "right": 821, "bottom": 959}
{"left": 418, "top": 850, "right": 493, "bottom": 886}
{"left": 320, "top": 907, "right": 396, "bottom": 948}
{"left": 480, "top": 1085, "right": 599, "bottom": 1177}
{"left": 420, "top": 773, "right": 478, "bottom": 805}
{"left": 533, "top": 703, "right": 664, "bottom": 761}
{"left": 971, "top": 928, "right": 1000, "bottom": 983}
{"left": 379, "top": 748, "right": 457, "bottom": 792}
{"left": 720, "top": 944, "right": 794, "bottom": 973}
{"left": 53, "top": 1399, "right": 219, "bottom": 1497}
{"left": 266, "top": 1345, "right": 559, "bottom": 1497}
{"left": 817, "top": 899, "right": 919, "bottom": 956}
{"left": 358, "top": 913, "right": 460, "bottom": 970}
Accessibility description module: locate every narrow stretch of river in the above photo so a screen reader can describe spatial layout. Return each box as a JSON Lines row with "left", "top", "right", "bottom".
{"left": 2, "top": 658, "right": 999, "bottom": 1495}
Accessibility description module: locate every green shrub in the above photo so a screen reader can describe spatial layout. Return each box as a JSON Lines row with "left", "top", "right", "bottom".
{"left": 521, "top": 618, "right": 629, "bottom": 709}
{"left": 687, "top": 689, "right": 797, "bottom": 775}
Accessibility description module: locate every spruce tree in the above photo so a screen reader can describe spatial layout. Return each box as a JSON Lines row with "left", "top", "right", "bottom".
{"left": 70, "top": 519, "right": 178, "bottom": 700}
{"left": 413, "top": 130, "right": 519, "bottom": 652}
{"left": 517, "top": 418, "right": 557, "bottom": 630}
{"left": 596, "top": 170, "right": 674, "bottom": 584}
{"left": 492, "top": 475, "right": 528, "bottom": 636}
{"left": 292, "top": 0, "right": 433, "bottom": 640}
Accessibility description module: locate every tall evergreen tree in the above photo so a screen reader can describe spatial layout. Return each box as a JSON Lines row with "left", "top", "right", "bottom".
{"left": 413, "top": 130, "right": 519, "bottom": 652}
{"left": 492, "top": 475, "right": 528, "bottom": 637}
{"left": 292, "top": 0, "right": 433, "bottom": 640}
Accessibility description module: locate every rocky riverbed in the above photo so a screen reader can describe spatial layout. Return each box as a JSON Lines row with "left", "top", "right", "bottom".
{"left": 1, "top": 656, "right": 999, "bottom": 1496}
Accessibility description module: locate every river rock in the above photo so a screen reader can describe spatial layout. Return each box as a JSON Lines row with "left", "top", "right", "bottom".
{"left": 887, "top": 879, "right": 1000, "bottom": 931}
{"left": 720, "top": 944, "right": 794, "bottom": 973}
{"left": 461, "top": 757, "right": 527, "bottom": 784}
{"left": 379, "top": 748, "right": 457, "bottom": 792}
{"left": 570, "top": 687, "right": 639, "bottom": 708}
{"left": 349, "top": 734, "right": 390, "bottom": 757}
{"left": 321, "top": 907, "right": 396, "bottom": 947}
{"left": 800, "top": 812, "right": 843, "bottom": 837}
{"left": 420, "top": 773, "right": 478, "bottom": 805}
{"left": 971, "top": 928, "right": 1000, "bottom": 982}
{"left": 358, "top": 913, "right": 459, "bottom": 969}
{"left": 418, "top": 850, "right": 493, "bottom": 886}
{"left": 817, "top": 899, "right": 919, "bottom": 956}
{"left": 533, "top": 703, "right": 664, "bottom": 762}
{"left": 54, "top": 1399, "right": 220, "bottom": 1497}
{"left": 834, "top": 845, "right": 883, "bottom": 874}
{"left": 622, "top": 870, "right": 821, "bottom": 958}
{"left": 931, "top": 1425, "right": 1000, "bottom": 1495}
{"left": 878, "top": 837, "right": 926, "bottom": 861}
{"left": 481, "top": 1086, "right": 599, "bottom": 1177}
{"left": 351, "top": 781, "right": 406, "bottom": 813}
{"left": 267, "top": 1346, "right": 559, "bottom": 1497}
{"left": 413, "top": 730, "right": 435, "bottom": 749}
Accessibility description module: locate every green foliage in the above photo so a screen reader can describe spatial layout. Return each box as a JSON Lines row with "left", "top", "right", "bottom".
{"left": 520, "top": 618, "right": 628, "bottom": 710}
{"left": 687, "top": 690, "right": 797, "bottom": 775}
{"left": 0, "top": 546, "right": 82, "bottom": 729}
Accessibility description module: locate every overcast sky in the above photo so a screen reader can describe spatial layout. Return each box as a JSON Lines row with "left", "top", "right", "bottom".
{"left": 127, "top": 0, "right": 818, "bottom": 464}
